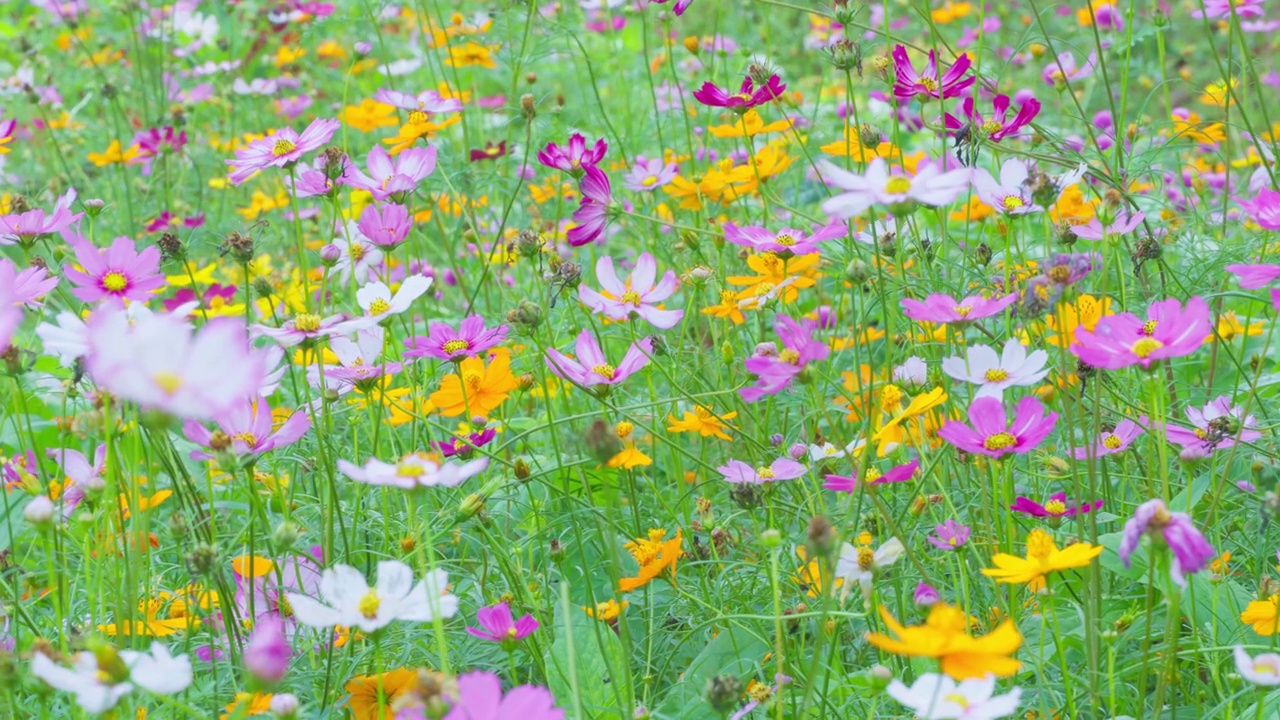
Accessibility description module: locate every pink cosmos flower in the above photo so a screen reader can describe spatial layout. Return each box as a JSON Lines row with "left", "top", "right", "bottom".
{"left": 337, "top": 453, "right": 489, "bottom": 489}
{"left": 373, "top": 87, "right": 464, "bottom": 113}
{"left": 85, "top": 305, "right": 267, "bottom": 420}
{"left": 823, "top": 458, "right": 919, "bottom": 493}
{"left": 1043, "top": 51, "right": 1096, "bottom": 86}
{"left": 1193, "top": 0, "right": 1264, "bottom": 18}
{"left": 938, "top": 396, "right": 1058, "bottom": 458}
{"left": 404, "top": 316, "right": 510, "bottom": 361}
{"left": 329, "top": 222, "right": 384, "bottom": 282}
{"left": 1119, "top": 499, "right": 1215, "bottom": 587}
{"left": 941, "top": 339, "right": 1049, "bottom": 399}
{"left": 181, "top": 396, "right": 311, "bottom": 461}
{"left": 64, "top": 235, "right": 165, "bottom": 304}
{"left": 622, "top": 157, "right": 678, "bottom": 192}
{"left": 348, "top": 145, "right": 438, "bottom": 202}
{"left": 1238, "top": 188, "right": 1280, "bottom": 229}
{"left": 243, "top": 614, "right": 291, "bottom": 684}
{"left": 944, "top": 94, "right": 1040, "bottom": 142}
{"left": 928, "top": 520, "right": 971, "bottom": 550}
{"left": 45, "top": 445, "right": 104, "bottom": 517}
{"left": 466, "top": 601, "right": 539, "bottom": 645}
{"left": 649, "top": 0, "right": 694, "bottom": 16}
{"left": 0, "top": 190, "right": 81, "bottom": 246}
{"left": 891, "top": 45, "right": 974, "bottom": 101}
{"left": 819, "top": 157, "right": 972, "bottom": 219}
{"left": 356, "top": 202, "right": 412, "bottom": 248}
{"left": 1071, "top": 297, "right": 1211, "bottom": 370}
{"left": 251, "top": 313, "right": 375, "bottom": 348}
{"left": 313, "top": 328, "right": 402, "bottom": 391}
{"left": 1070, "top": 417, "right": 1146, "bottom": 459}
{"left": 717, "top": 457, "right": 808, "bottom": 484}
{"left": 566, "top": 165, "right": 613, "bottom": 246}
{"left": 225, "top": 118, "right": 339, "bottom": 185}
{"left": 723, "top": 218, "right": 845, "bottom": 255}
{"left": 972, "top": 158, "right": 1042, "bottom": 215}
{"left": 739, "top": 315, "right": 830, "bottom": 402}
{"left": 693, "top": 74, "right": 786, "bottom": 110}
{"left": 544, "top": 330, "right": 652, "bottom": 388}
{"left": 435, "top": 671, "right": 564, "bottom": 720}
{"left": 0, "top": 258, "right": 58, "bottom": 307}
{"left": 1010, "top": 492, "right": 1103, "bottom": 518}
{"left": 1165, "top": 395, "right": 1261, "bottom": 456}
{"left": 131, "top": 126, "right": 187, "bottom": 176}
{"left": 900, "top": 292, "right": 1018, "bottom": 324}
{"left": 434, "top": 428, "right": 497, "bottom": 458}
{"left": 537, "top": 133, "right": 607, "bottom": 174}
{"left": 1070, "top": 211, "right": 1145, "bottom": 240}
{"left": 578, "top": 252, "right": 683, "bottom": 329}
{"left": 234, "top": 548, "right": 324, "bottom": 634}
{"left": 1226, "top": 263, "right": 1280, "bottom": 289}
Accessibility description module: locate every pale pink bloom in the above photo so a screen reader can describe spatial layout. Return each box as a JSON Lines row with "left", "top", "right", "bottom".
{"left": 819, "top": 157, "right": 971, "bottom": 219}
{"left": 1226, "top": 263, "right": 1280, "bottom": 289}
{"left": 64, "top": 235, "right": 165, "bottom": 303}
{"left": 356, "top": 275, "right": 433, "bottom": 320}
{"left": 0, "top": 189, "right": 81, "bottom": 245}
{"left": 226, "top": 118, "right": 339, "bottom": 185}
{"left": 972, "top": 159, "right": 1041, "bottom": 215}
{"left": 901, "top": 292, "right": 1018, "bottom": 324}
{"left": 1194, "top": 0, "right": 1265, "bottom": 18}
{"left": 308, "top": 327, "right": 400, "bottom": 392}
{"left": 356, "top": 202, "right": 413, "bottom": 248}
{"left": 1071, "top": 211, "right": 1145, "bottom": 240}
{"left": 337, "top": 453, "right": 489, "bottom": 489}
{"left": 182, "top": 396, "right": 311, "bottom": 460}
{"left": 373, "top": 88, "right": 464, "bottom": 113}
{"left": 1234, "top": 645, "right": 1280, "bottom": 686}
{"left": 1070, "top": 417, "right": 1146, "bottom": 459}
{"left": 46, "top": 445, "right": 105, "bottom": 516}
{"left": 578, "top": 253, "right": 683, "bottom": 329}
{"left": 286, "top": 562, "right": 458, "bottom": 633}
{"left": 251, "top": 313, "right": 375, "bottom": 348}
{"left": 331, "top": 221, "right": 383, "bottom": 282}
{"left": 0, "top": 258, "right": 58, "bottom": 306}
{"left": 348, "top": 145, "right": 438, "bottom": 202}
{"left": 941, "top": 339, "right": 1049, "bottom": 399}
{"left": 544, "top": 331, "right": 651, "bottom": 387}
{"left": 717, "top": 457, "right": 807, "bottom": 484}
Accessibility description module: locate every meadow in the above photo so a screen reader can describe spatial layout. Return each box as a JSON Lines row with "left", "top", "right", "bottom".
{"left": 1, "top": 0, "right": 1280, "bottom": 718}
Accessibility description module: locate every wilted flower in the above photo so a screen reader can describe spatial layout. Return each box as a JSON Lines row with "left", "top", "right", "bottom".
{"left": 1118, "top": 499, "right": 1215, "bottom": 587}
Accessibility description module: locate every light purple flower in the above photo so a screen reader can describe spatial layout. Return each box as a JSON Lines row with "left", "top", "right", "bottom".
{"left": 913, "top": 582, "right": 940, "bottom": 606}
{"left": 901, "top": 292, "right": 1017, "bottom": 324}
{"left": 1234, "top": 646, "right": 1280, "bottom": 686}
{"left": 405, "top": 316, "right": 510, "bottom": 361}
{"left": 46, "top": 445, "right": 104, "bottom": 517}
{"left": 820, "top": 157, "right": 972, "bottom": 219}
{"left": 225, "top": 118, "right": 339, "bottom": 185}
{"left": 1239, "top": 188, "right": 1280, "bottom": 230}
{"left": 466, "top": 602, "right": 539, "bottom": 645}
{"left": 938, "top": 396, "right": 1058, "bottom": 458}
{"left": 723, "top": 218, "right": 845, "bottom": 255}
{"left": 251, "top": 313, "right": 375, "bottom": 348}
{"left": 438, "top": 671, "right": 564, "bottom": 720}
{"left": 0, "top": 258, "right": 58, "bottom": 307}
{"left": 544, "top": 330, "right": 651, "bottom": 387}
{"left": 1043, "top": 51, "right": 1096, "bottom": 86}
{"left": 717, "top": 457, "right": 807, "bottom": 484}
{"left": 244, "top": 614, "right": 291, "bottom": 684}
{"left": 1071, "top": 211, "right": 1145, "bottom": 240}
{"left": 891, "top": 45, "right": 974, "bottom": 101}
{"left": 538, "top": 133, "right": 608, "bottom": 174}
{"left": 337, "top": 453, "right": 490, "bottom": 489}
{"left": 0, "top": 190, "right": 81, "bottom": 246}
{"left": 1119, "top": 499, "right": 1215, "bottom": 587}
{"left": 1071, "top": 297, "right": 1211, "bottom": 370}
{"left": 1193, "top": 0, "right": 1265, "bottom": 18}
{"left": 1165, "top": 395, "right": 1261, "bottom": 456}
{"left": 356, "top": 202, "right": 413, "bottom": 248}
{"left": 972, "top": 159, "right": 1042, "bottom": 215}
{"left": 578, "top": 253, "right": 683, "bottom": 329}
{"left": 941, "top": 339, "right": 1048, "bottom": 399}
{"left": 348, "top": 145, "right": 438, "bottom": 202}
{"left": 928, "top": 520, "right": 971, "bottom": 550}
{"left": 181, "top": 396, "right": 311, "bottom": 461}
{"left": 739, "top": 315, "right": 830, "bottom": 402}
{"left": 622, "top": 157, "right": 677, "bottom": 192}
{"left": 374, "top": 87, "right": 464, "bottom": 113}
{"left": 1070, "top": 416, "right": 1146, "bottom": 459}
{"left": 1226, "top": 263, "right": 1280, "bottom": 289}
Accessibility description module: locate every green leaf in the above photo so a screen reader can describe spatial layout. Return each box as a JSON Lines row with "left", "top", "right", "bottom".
{"left": 547, "top": 591, "right": 630, "bottom": 719}
{"left": 653, "top": 624, "right": 770, "bottom": 720}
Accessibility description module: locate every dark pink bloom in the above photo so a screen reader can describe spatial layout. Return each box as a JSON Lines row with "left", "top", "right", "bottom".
{"left": 244, "top": 614, "right": 291, "bottom": 684}
{"left": 470, "top": 141, "right": 507, "bottom": 162}
{"left": 163, "top": 283, "right": 238, "bottom": 316}
{"left": 1119, "top": 499, "right": 1215, "bottom": 587}
{"left": 823, "top": 458, "right": 919, "bottom": 493}
{"left": 1193, "top": 0, "right": 1264, "bottom": 18}
{"left": 723, "top": 218, "right": 845, "bottom": 255}
{"left": 0, "top": 258, "right": 58, "bottom": 307}
{"left": 373, "top": 88, "right": 464, "bottom": 113}
{"left": 693, "top": 74, "right": 786, "bottom": 110}
{"left": 1238, "top": 188, "right": 1280, "bottom": 230}
{"left": 226, "top": 118, "right": 339, "bottom": 185}
{"left": 182, "top": 396, "right": 310, "bottom": 461}
{"left": 891, "top": 45, "right": 974, "bottom": 101}
{"left": 717, "top": 457, "right": 808, "bottom": 484}
{"left": 739, "top": 315, "right": 830, "bottom": 403}
{"left": 64, "top": 235, "right": 165, "bottom": 303}
{"left": 1226, "top": 263, "right": 1280, "bottom": 289}
{"left": 938, "top": 396, "right": 1058, "bottom": 458}
{"left": 945, "top": 94, "right": 1040, "bottom": 142}
{"left": 1010, "top": 492, "right": 1103, "bottom": 518}
{"left": 900, "top": 292, "right": 1017, "bottom": 324}
{"left": 144, "top": 210, "right": 205, "bottom": 233}
{"left": 544, "top": 330, "right": 651, "bottom": 388}
{"left": 356, "top": 203, "right": 412, "bottom": 248}
{"left": 404, "top": 316, "right": 509, "bottom": 362}
{"left": 649, "top": 0, "right": 694, "bottom": 15}
{"left": 1165, "top": 395, "right": 1261, "bottom": 456}
{"left": 1070, "top": 416, "right": 1146, "bottom": 459}
{"left": 466, "top": 602, "right": 539, "bottom": 646}
{"left": 566, "top": 165, "right": 613, "bottom": 246}
{"left": 578, "top": 252, "right": 683, "bottom": 329}
{"left": 434, "top": 428, "right": 497, "bottom": 458}
{"left": 1071, "top": 297, "right": 1210, "bottom": 370}
{"left": 537, "top": 133, "right": 607, "bottom": 174}
{"left": 131, "top": 126, "right": 187, "bottom": 176}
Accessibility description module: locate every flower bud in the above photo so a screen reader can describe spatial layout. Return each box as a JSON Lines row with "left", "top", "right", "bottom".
{"left": 82, "top": 198, "right": 106, "bottom": 218}
{"left": 184, "top": 542, "right": 218, "bottom": 576}
{"left": 319, "top": 243, "right": 342, "bottom": 267}
{"left": 514, "top": 458, "right": 531, "bottom": 480}
{"left": 458, "top": 493, "right": 486, "bottom": 520}
{"left": 760, "top": 528, "right": 782, "bottom": 548}
{"left": 23, "top": 496, "right": 54, "bottom": 526}
{"left": 705, "top": 674, "right": 743, "bottom": 713}
{"left": 270, "top": 693, "right": 300, "bottom": 718}
{"left": 273, "top": 521, "right": 300, "bottom": 554}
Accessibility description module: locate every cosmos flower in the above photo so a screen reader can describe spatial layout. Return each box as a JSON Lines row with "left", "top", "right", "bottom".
{"left": 887, "top": 674, "right": 1022, "bottom": 720}
{"left": 1241, "top": 595, "right": 1280, "bottom": 636}
{"left": 972, "top": 159, "right": 1042, "bottom": 215}
{"left": 1226, "top": 263, "right": 1280, "bottom": 289}
{"left": 1071, "top": 297, "right": 1211, "bottom": 370}
{"left": 45, "top": 445, "right": 104, "bottom": 517}
{"left": 727, "top": 674, "right": 791, "bottom": 720}
{"left": 820, "top": 157, "right": 972, "bottom": 218}
{"left": 537, "top": 133, "right": 607, "bottom": 173}
{"left": 648, "top": 0, "right": 694, "bottom": 16}
{"left": 867, "top": 603, "right": 1023, "bottom": 680}
{"left": 429, "top": 354, "right": 519, "bottom": 417}
{"left": 1238, "top": 188, "right": 1280, "bottom": 229}
{"left": 1119, "top": 499, "right": 1215, "bottom": 587}
{"left": 437, "top": 671, "right": 564, "bottom": 720}
{"left": 1070, "top": 211, "right": 1145, "bottom": 240}
{"left": 891, "top": 45, "right": 975, "bottom": 101}
{"left": 32, "top": 643, "right": 193, "bottom": 714}
{"left": 722, "top": 217, "right": 845, "bottom": 255}
{"left": 356, "top": 275, "right": 433, "bottom": 320}
{"left": 544, "top": 330, "right": 652, "bottom": 388}
{"left": 434, "top": 428, "right": 498, "bottom": 458}
{"left": 0, "top": 288, "right": 18, "bottom": 354}
{"left": 566, "top": 165, "right": 614, "bottom": 246}
{"left": 717, "top": 457, "right": 807, "bottom": 484}
{"left": 928, "top": 520, "right": 971, "bottom": 550}
{"left": 901, "top": 292, "right": 1018, "bottom": 324}
{"left": 356, "top": 202, "right": 412, "bottom": 248}
{"left": 1193, "top": 0, "right": 1265, "bottom": 18}
{"left": 373, "top": 87, "right": 464, "bottom": 113}
{"left": 1010, "top": 493, "right": 1103, "bottom": 519}
{"left": 181, "top": 396, "right": 311, "bottom": 461}
{"left": 578, "top": 252, "right": 683, "bottom": 329}
{"left": 251, "top": 312, "right": 375, "bottom": 347}
{"left": 0, "top": 189, "right": 81, "bottom": 246}
{"left": 938, "top": 396, "right": 1058, "bottom": 458}
{"left": 337, "top": 453, "right": 489, "bottom": 489}
{"left": 287, "top": 562, "right": 458, "bottom": 633}
{"left": 225, "top": 117, "right": 339, "bottom": 185}
{"left": 64, "top": 235, "right": 165, "bottom": 304}
{"left": 836, "top": 537, "right": 905, "bottom": 601}
{"left": 823, "top": 458, "right": 919, "bottom": 493}
{"left": 941, "top": 339, "right": 1049, "bottom": 399}
{"left": 405, "top": 316, "right": 510, "bottom": 362}
{"left": 466, "top": 601, "right": 539, "bottom": 645}
{"left": 1070, "top": 417, "right": 1146, "bottom": 459}
{"left": 243, "top": 614, "right": 291, "bottom": 684}
{"left": 945, "top": 94, "right": 1040, "bottom": 142}
{"left": 1164, "top": 395, "right": 1261, "bottom": 456}
{"left": 619, "top": 528, "right": 683, "bottom": 592}
{"left": 740, "top": 314, "right": 830, "bottom": 402}
{"left": 694, "top": 73, "right": 786, "bottom": 110}
{"left": 622, "top": 157, "right": 678, "bottom": 191}
{"left": 329, "top": 222, "right": 384, "bottom": 282}
{"left": 470, "top": 141, "right": 507, "bottom": 162}
{"left": 0, "top": 257, "right": 58, "bottom": 306}
{"left": 348, "top": 145, "right": 438, "bottom": 202}
{"left": 1234, "top": 646, "right": 1280, "bottom": 686}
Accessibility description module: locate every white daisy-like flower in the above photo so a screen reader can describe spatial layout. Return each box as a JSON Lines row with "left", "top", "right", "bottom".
{"left": 287, "top": 561, "right": 459, "bottom": 634}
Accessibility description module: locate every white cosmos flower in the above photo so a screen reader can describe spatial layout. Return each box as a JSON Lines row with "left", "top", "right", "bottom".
{"left": 940, "top": 339, "right": 1048, "bottom": 400}
{"left": 124, "top": 643, "right": 193, "bottom": 695}
{"left": 32, "top": 643, "right": 193, "bottom": 714}
{"left": 356, "top": 274, "right": 433, "bottom": 319}
{"left": 887, "top": 673, "right": 1022, "bottom": 720}
{"left": 287, "top": 561, "right": 458, "bottom": 634}
{"left": 835, "top": 537, "right": 904, "bottom": 603}
{"left": 1235, "top": 645, "right": 1280, "bottom": 686}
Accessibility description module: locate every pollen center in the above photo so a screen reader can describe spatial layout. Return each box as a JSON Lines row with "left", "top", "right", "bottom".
{"left": 1026, "top": 529, "right": 1056, "bottom": 559}
{"left": 983, "top": 432, "right": 1017, "bottom": 451}
{"left": 983, "top": 368, "right": 1010, "bottom": 382}
{"left": 408, "top": 110, "right": 428, "bottom": 125}
{"left": 368, "top": 298, "right": 391, "bottom": 315}
{"left": 1102, "top": 433, "right": 1122, "bottom": 449}
{"left": 642, "top": 175, "right": 658, "bottom": 187}
{"left": 232, "top": 431, "right": 258, "bottom": 447}
{"left": 919, "top": 77, "right": 939, "bottom": 92}
{"left": 980, "top": 120, "right": 1002, "bottom": 135}
{"left": 1043, "top": 499, "right": 1068, "bottom": 516}
{"left": 620, "top": 290, "right": 642, "bottom": 305}
{"left": 1130, "top": 337, "right": 1164, "bottom": 359}
{"left": 884, "top": 176, "right": 913, "bottom": 194}
{"left": 357, "top": 589, "right": 381, "bottom": 619}
{"left": 153, "top": 371, "right": 183, "bottom": 395}
{"left": 857, "top": 546, "right": 876, "bottom": 570}
{"left": 442, "top": 339, "right": 471, "bottom": 355}
{"left": 271, "top": 139, "right": 297, "bottom": 157}
{"left": 294, "top": 313, "right": 322, "bottom": 333}
{"left": 591, "top": 363, "right": 616, "bottom": 380}
{"left": 755, "top": 466, "right": 775, "bottom": 480}
{"left": 779, "top": 348, "right": 801, "bottom": 365}
{"left": 1142, "top": 320, "right": 1158, "bottom": 336}
{"left": 102, "top": 271, "right": 129, "bottom": 292}
{"left": 1002, "top": 196, "right": 1024, "bottom": 211}
{"left": 775, "top": 233, "right": 796, "bottom": 247}
{"left": 953, "top": 305, "right": 972, "bottom": 318}
{"left": 464, "top": 372, "right": 483, "bottom": 392}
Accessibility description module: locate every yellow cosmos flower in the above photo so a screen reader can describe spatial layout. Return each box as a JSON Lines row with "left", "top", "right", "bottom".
{"left": 341, "top": 99, "right": 399, "bottom": 132}
{"left": 708, "top": 109, "right": 793, "bottom": 138}
{"left": 866, "top": 603, "right": 1024, "bottom": 679}
{"left": 446, "top": 42, "right": 498, "bottom": 68}
{"left": 1205, "top": 311, "right": 1264, "bottom": 343}
{"left": 429, "top": 354, "right": 518, "bottom": 418}
{"left": 1241, "top": 595, "right": 1280, "bottom": 635}
{"left": 1044, "top": 294, "right": 1111, "bottom": 348}
{"left": 619, "top": 529, "right": 683, "bottom": 592}
{"left": 981, "top": 529, "right": 1103, "bottom": 589}
{"left": 88, "top": 140, "right": 143, "bottom": 167}
{"left": 667, "top": 405, "right": 737, "bottom": 440}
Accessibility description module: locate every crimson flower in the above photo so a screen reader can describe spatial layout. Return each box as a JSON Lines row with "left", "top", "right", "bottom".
{"left": 693, "top": 74, "right": 785, "bottom": 110}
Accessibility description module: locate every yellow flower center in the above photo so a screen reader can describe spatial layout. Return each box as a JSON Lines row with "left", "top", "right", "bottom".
{"left": 919, "top": 77, "right": 939, "bottom": 92}
{"left": 943, "top": 693, "right": 970, "bottom": 709}
{"left": 953, "top": 305, "right": 972, "bottom": 317}
{"left": 1142, "top": 319, "right": 1158, "bottom": 336}
{"left": 616, "top": 421, "right": 634, "bottom": 439}
{"left": 884, "top": 176, "right": 913, "bottom": 194}
{"left": 153, "top": 372, "right": 183, "bottom": 395}
{"left": 1002, "top": 196, "right": 1024, "bottom": 211}
{"left": 733, "top": 92, "right": 754, "bottom": 102}
{"left": 620, "top": 290, "right": 642, "bottom": 305}
{"left": 278, "top": 594, "right": 294, "bottom": 617}
{"left": 983, "top": 432, "right": 1017, "bottom": 451}
{"left": 775, "top": 233, "right": 796, "bottom": 247}
{"left": 442, "top": 339, "right": 471, "bottom": 354}
{"left": 779, "top": 348, "right": 801, "bottom": 365}
{"left": 1043, "top": 499, "right": 1068, "bottom": 516}
{"left": 747, "top": 682, "right": 772, "bottom": 703}
{"left": 857, "top": 545, "right": 876, "bottom": 571}
{"left": 864, "top": 467, "right": 882, "bottom": 483}
{"left": 1254, "top": 662, "right": 1277, "bottom": 676}
{"left": 1027, "top": 529, "right": 1056, "bottom": 559}
{"left": 294, "top": 313, "right": 322, "bottom": 333}
{"left": 980, "top": 120, "right": 1002, "bottom": 135}
{"left": 102, "top": 271, "right": 129, "bottom": 292}
{"left": 271, "top": 139, "right": 297, "bottom": 157}
{"left": 1130, "top": 337, "right": 1164, "bottom": 358}
{"left": 591, "top": 364, "right": 616, "bottom": 380}
{"left": 879, "top": 384, "right": 904, "bottom": 412}
{"left": 983, "top": 368, "right": 1009, "bottom": 382}
{"left": 464, "top": 372, "right": 484, "bottom": 392}
{"left": 408, "top": 110, "right": 428, "bottom": 125}
{"left": 349, "top": 243, "right": 366, "bottom": 262}
{"left": 756, "top": 466, "right": 775, "bottom": 480}
{"left": 642, "top": 175, "right": 658, "bottom": 187}
{"left": 357, "top": 589, "right": 381, "bottom": 619}
{"left": 397, "top": 460, "right": 425, "bottom": 477}
{"left": 719, "top": 290, "right": 735, "bottom": 303}
{"left": 368, "top": 298, "right": 391, "bottom": 315}
{"left": 232, "top": 432, "right": 258, "bottom": 447}
{"left": 1102, "top": 433, "right": 1122, "bottom": 449}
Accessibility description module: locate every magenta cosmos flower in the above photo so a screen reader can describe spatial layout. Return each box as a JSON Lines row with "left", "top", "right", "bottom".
{"left": 251, "top": 313, "right": 375, "bottom": 348}
{"left": 356, "top": 202, "right": 412, "bottom": 248}
{"left": 1165, "top": 395, "right": 1261, "bottom": 456}
{"left": 348, "top": 145, "right": 438, "bottom": 202}
{"left": 337, "top": 453, "right": 489, "bottom": 489}
{"left": 545, "top": 330, "right": 651, "bottom": 388}
{"left": 1119, "top": 499, "right": 1215, "bottom": 587}
{"left": 466, "top": 601, "right": 539, "bottom": 645}
{"left": 891, "top": 45, "right": 974, "bottom": 101}
{"left": 901, "top": 292, "right": 1017, "bottom": 324}
{"left": 739, "top": 315, "right": 830, "bottom": 403}
{"left": 181, "top": 396, "right": 311, "bottom": 461}
{"left": 649, "top": 0, "right": 694, "bottom": 16}
{"left": 717, "top": 457, "right": 807, "bottom": 484}
{"left": 1070, "top": 417, "right": 1146, "bottom": 459}
{"left": 578, "top": 253, "right": 683, "bottom": 329}
{"left": 243, "top": 615, "right": 291, "bottom": 684}
{"left": 1010, "top": 492, "right": 1103, "bottom": 518}
{"left": 1071, "top": 297, "right": 1211, "bottom": 370}
{"left": 85, "top": 305, "right": 267, "bottom": 420}
{"left": 819, "top": 157, "right": 971, "bottom": 219}
{"left": 944, "top": 94, "right": 1040, "bottom": 142}
{"left": 373, "top": 87, "right": 464, "bottom": 113}
{"left": 537, "top": 133, "right": 607, "bottom": 174}
{"left": 823, "top": 458, "right": 919, "bottom": 493}
{"left": 1193, "top": 0, "right": 1264, "bottom": 18}
{"left": 64, "top": 235, "right": 165, "bottom": 304}
{"left": 1238, "top": 188, "right": 1280, "bottom": 230}
{"left": 941, "top": 339, "right": 1049, "bottom": 399}
{"left": 938, "top": 396, "right": 1058, "bottom": 458}
{"left": 693, "top": 74, "right": 786, "bottom": 110}
{"left": 0, "top": 288, "right": 17, "bottom": 354}
{"left": 226, "top": 118, "right": 339, "bottom": 185}
{"left": 404, "top": 316, "right": 510, "bottom": 362}
{"left": 1226, "top": 263, "right": 1280, "bottom": 289}
{"left": 431, "top": 671, "right": 563, "bottom": 720}
{"left": 566, "top": 165, "right": 613, "bottom": 246}
{"left": 723, "top": 217, "right": 845, "bottom": 255}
